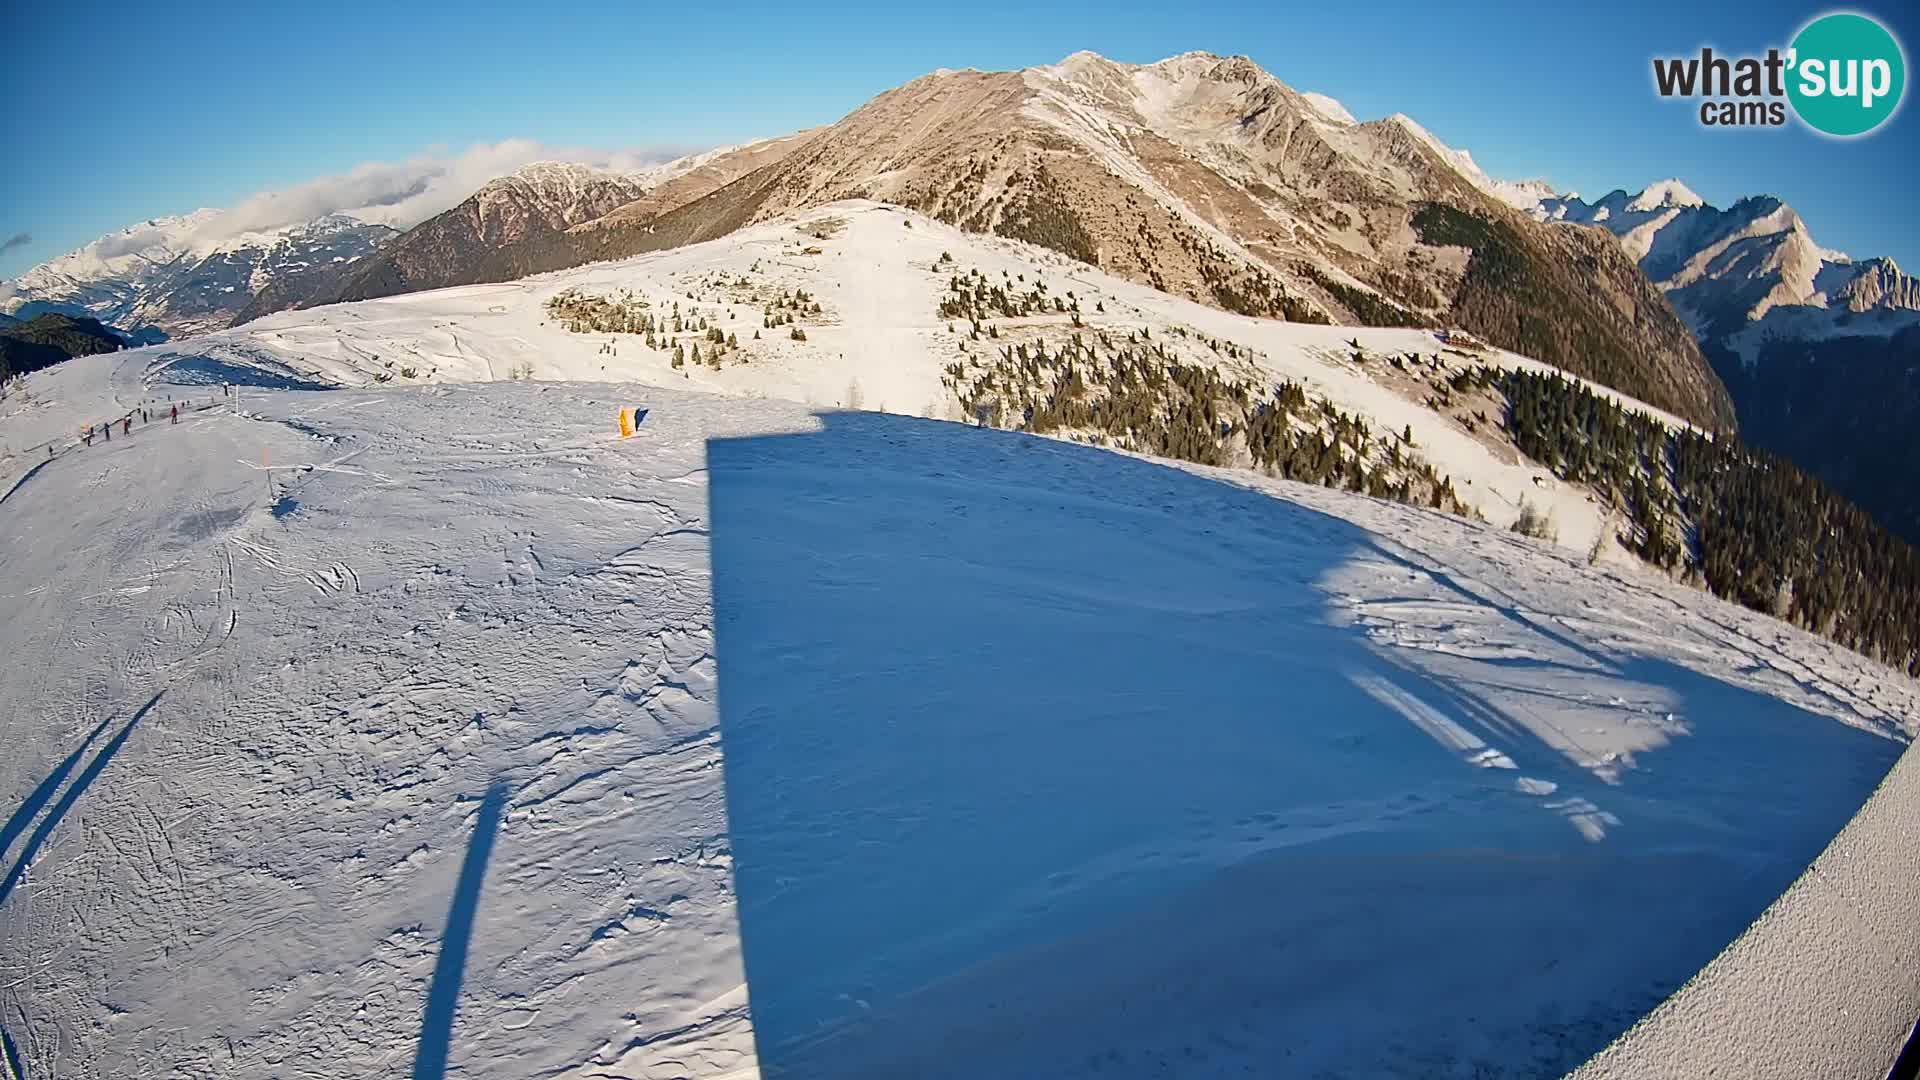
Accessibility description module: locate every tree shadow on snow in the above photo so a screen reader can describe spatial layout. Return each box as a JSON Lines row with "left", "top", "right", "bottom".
{"left": 705, "top": 411, "right": 1902, "bottom": 1079}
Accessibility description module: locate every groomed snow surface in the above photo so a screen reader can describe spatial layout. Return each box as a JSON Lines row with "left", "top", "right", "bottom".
{"left": 2, "top": 211, "right": 1916, "bottom": 1079}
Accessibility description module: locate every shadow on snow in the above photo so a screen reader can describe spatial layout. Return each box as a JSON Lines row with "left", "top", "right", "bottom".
{"left": 706, "top": 410, "right": 1901, "bottom": 1079}
{"left": 0, "top": 714, "right": 116, "bottom": 867}
{"left": 0, "top": 692, "right": 161, "bottom": 908}
{"left": 412, "top": 780, "right": 509, "bottom": 1080}
{"left": 0, "top": 457, "right": 56, "bottom": 510}
{"left": 0, "top": 1017, "right": 21, "bottom": 1080}
{"left": 152, "top": 352, "right": 334, "bottom": 391}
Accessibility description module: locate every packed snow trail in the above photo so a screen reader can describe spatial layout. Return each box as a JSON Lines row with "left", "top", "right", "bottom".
{"left": 2, "top": 371, "right": 755, "bottom": 1078}
{"left": 0, "top": 352, "right": 1912, "bottom": 1078}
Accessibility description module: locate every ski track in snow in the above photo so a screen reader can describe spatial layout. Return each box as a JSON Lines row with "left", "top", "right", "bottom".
{"left": 1, "top": 230, "right": 1915, "bottom": 1078}
{"left": 2, "top": 379, "right": 755, "bottom": 1079}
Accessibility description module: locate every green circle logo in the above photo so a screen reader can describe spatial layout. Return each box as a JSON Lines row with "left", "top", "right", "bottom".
{"left": 1788, "top": 12, "right": 1906, "bottom": 136}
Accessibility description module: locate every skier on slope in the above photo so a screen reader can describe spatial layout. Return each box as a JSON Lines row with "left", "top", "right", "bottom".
{"left": 170, "top": 405, "right": 179, "bottom": 425}
{"left": 122, "top": 417, "right": 131, "bottom": 436}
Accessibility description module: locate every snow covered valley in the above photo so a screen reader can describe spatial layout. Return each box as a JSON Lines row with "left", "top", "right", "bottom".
{"left": 2, "top": 220, "right": 1917, "bottom": 1078}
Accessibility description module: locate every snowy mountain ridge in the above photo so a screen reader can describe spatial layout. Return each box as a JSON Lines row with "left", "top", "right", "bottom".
{"left": 471, "top": 160, "right": 679, "bottom": 214}
{"left": 1383, "top": 113, "right": 1559, "bottom": 210}
{"left": 1627, "top": 179, "right": 1705, "bottom": 212}
{"left": 1531, "top": 181, "right": 1920, "bottom": 354}
{"left": 0, "top": 210, "right": 396, "bottom": 338}
{"left": 0, "top": 157, "right": 718, "bottom": 339}
{"left": 1, "top": 210, "right": 220, "bottom": 325}
{"left": 511, "top": 50, "right": 1733, "bottom": 429}
{"left": 1520, "top": 178, "right": 1920, "bottom": 549}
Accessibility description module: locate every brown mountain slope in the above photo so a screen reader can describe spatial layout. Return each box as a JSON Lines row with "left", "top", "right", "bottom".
{"left": 338, "top": 52, "right": 1738, "bottom": 429}
{"left": 571, "top": 52, "right": 1730, "bottom": 428}
{"left": 588, "top": 131, "right": 815, "bottom": 231}
{"left": 311, "top": 144, "right": 808, "bottom": 307}
{"left": 327, "top": 163, "right": 654, "bottom": 303}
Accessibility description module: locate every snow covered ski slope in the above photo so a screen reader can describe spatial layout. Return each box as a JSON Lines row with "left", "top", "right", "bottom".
{"left": 148, "top": 200, "right": 1695, "bottom": 563}
{"left": 0, "top": 274, "right": 1915, "bottom": 1076}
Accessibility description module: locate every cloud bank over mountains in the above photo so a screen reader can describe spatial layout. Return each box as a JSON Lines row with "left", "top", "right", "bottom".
{"left": 20, "top": 139, "right": 710, "bottom": 269}
{"left": 204, "top": 139, "right": 704, "bottom": 241}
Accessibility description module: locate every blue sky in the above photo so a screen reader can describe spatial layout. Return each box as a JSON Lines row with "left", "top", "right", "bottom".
{"left": 2, "top": 0, "right": 1915, "bottom": 278}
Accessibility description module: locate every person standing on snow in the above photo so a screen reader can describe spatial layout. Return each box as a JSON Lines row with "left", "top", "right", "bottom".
{"left": 122, "top": 417, "right": 131, "bottom": 436}
{"left": 170, "top": 405, "right": 179, "bottom": 425}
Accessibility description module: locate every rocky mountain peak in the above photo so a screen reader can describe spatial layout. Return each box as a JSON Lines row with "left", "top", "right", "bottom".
{"left": 1837, "top": 257, "right": 1920, "bottom": 312}
{"left": 1628, "top": 179, "right": 1705, "bottom": 211}
{"left": 471, "top": 163, "right": 651, "bottom": 232}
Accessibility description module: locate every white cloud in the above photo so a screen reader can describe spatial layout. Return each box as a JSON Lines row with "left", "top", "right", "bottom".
{"left": 4, "top": 139, "right": 719, "bottom": 287}
{"left": 93, "top": 224, "right": 182, "bottom": 259}
{"left": 185, "top": 139, "right": 708, "bottom": 250}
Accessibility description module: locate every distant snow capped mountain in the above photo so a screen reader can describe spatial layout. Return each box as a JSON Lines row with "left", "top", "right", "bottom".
{"left": 3, "top": 152, "right": 752, "bottom": 338}
{"left": 323, "top": 161, "right": 662, "bottom": 305}
{"left": 1531, "top": 182, "right": 1920, "bottom": 354}
{"left": 260, "top": 141, "right": 815, "bottom": 310}
{"left": 1627, "top": 178, "right": 1705, "bottom": 212}
{"left": 1, "top": 211, "right": 219, "bottom": 330}
{"left": 0, "top": 158, "right": 711, "bottom": 339}
{"left": 473, "top": 160, "right": 656, "bottom": 211}
{"left": 0, "top": 212, "right": 397, "bottom": 339}
{"left": 1531, "top": 179, "right": 1920, "bottom": 545}
{"left": 142, "top": 216, "right": 400, "bottom": 336}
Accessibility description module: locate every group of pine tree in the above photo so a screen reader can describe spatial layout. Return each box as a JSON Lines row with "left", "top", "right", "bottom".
{"left": 1497, "top": 368, "right": 1920, "bottom": 676}
{"left": 544, "top": 264, "right": 1917, "bottom": 676}
{"left": 0, "top": 313, "right": 124, "bottom": 382}
{"left": 545, "top": 285, "right": 824, "bottom": 370}
{"left": 944, "top": 328, "right": 1466, "bottom": 517}
{"left": 943, "top": 313, "right": 1917, "bottom": 677}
